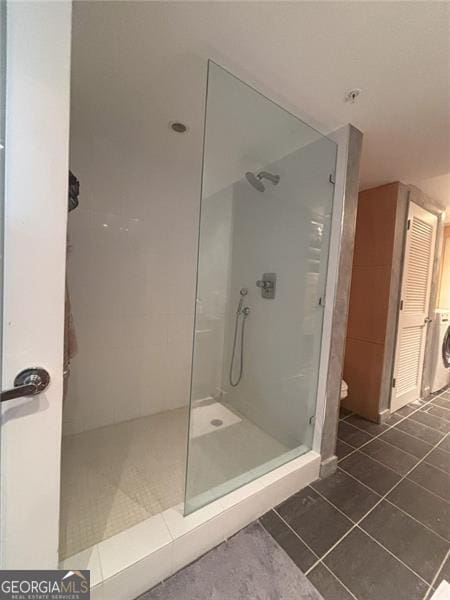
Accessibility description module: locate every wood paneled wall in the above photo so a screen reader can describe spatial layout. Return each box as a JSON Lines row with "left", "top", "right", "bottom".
{"left": 342, "top": 183, "right": 400, "bottom": 421}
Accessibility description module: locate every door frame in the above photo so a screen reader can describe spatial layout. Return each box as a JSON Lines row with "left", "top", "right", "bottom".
{"left": 390, "top": 199, "right": 439, "bottom": 412}
{"left": 1, "top": 1, "right": 72, "bottom": 568}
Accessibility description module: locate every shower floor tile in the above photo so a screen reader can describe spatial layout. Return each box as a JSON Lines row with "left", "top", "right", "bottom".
{"left": 60, "top": 407, "right": 188, "bottom": 559}
{"left": 60, "top": 403, "right": 289, "bottom": 560}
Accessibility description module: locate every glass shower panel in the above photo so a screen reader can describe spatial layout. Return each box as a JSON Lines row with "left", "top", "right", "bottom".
{"left": 185, "top": 62, "right": 337, "bottom": 514}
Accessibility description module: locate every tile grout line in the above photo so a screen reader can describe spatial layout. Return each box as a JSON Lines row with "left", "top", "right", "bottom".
{"left": 423, "top": 411, "right": 450, "bottom": 424}
{"left": 335, "top": 465, "right": 392, "bottom": 495}
{"left": 381, "top": 423, "right": 444, "bottom": 447}
{"left": 408, "top": 412, "right": 450, "bottom": 434}
{"left": 410, "top": 457, "right": 450, "bottom": 479}
{"left": 383, "top": 497, "right": 450, "bottom": 544}
{"left": 423, "top": 548, "right": 450, "bottom": 600}
{"left": 356, "top": 524, "right": 434, "bottom": 588}
{"left": 337, "top": 394, "right": 442, "bottom": 464}
{"left": 268, "top": 398, "right": 446, "bottom": 595}
{"left": 433, "top": 441, "right": 450, "bottom": 456}
{"left": 393, "top": 409, "right": 450, "bottom": 437}
{"left": 432, "top": 393, "right": 450, "bottom": 401}
{"left": 338, "top": 445, "right": 404, "bottom": 474}
{"left": 257, "top": 517, "right": 321, "bottom": 577}
{"left": 430, "top": 402, "right": 450, "bottom": 415}
{"left": 361, "top": 433, "right": 433, "bottom": 460}
{"left": 339, "top": 438, "right": 450, "bottom": 484}
{"left": 304, "top": 432, "right": 449, "bottom": 589}
{"left": 421, "top": 404, "right": 450, "bottom": 419}
{"left": 338, "top": 457, "right": 450, "bottom": 511}
{"left": 397, "top": 412, "right": 450, "bottom": 434}
{"left": 339, "top": 412, "right": 354, "bottom": 422}
{"left": 315, "top": 561, "right": 359, "bottom": 600}
{"left": 339, "top": 432, "right": 425, "bottom": 465}
{"left": 303, "top": 525, "right": 357, "bottom": 577}
{"left": 310, "top": 487, "right": 432, "bottom": 588}
{"left": 394, "top": 424, "right": 449, "bottom": 449}
{"left": 348, "top": 431, "right": 448, "bottom": 525}
{"left": 269, "top": 511, "right": 356, "bottom": 592}
{"left": 336, "top": 465, "right": 450, "bottom": 541}
{"left": 272, "top": 508, "right": 321, "bottom": 563}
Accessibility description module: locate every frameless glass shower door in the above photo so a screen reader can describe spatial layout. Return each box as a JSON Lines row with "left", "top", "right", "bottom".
{"left": 185, "top": 62, "right": 337, "bottom": 514}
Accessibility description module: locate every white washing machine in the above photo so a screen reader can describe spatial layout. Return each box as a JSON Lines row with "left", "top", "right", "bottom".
{"left": 430, "top": 309, "right": 450, "bottom": 393}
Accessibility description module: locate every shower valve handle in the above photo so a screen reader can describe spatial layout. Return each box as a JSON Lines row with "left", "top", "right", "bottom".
{"left": 256, "top": 273, "right": 277, "bottom": 299}
{"left": 256, "top": 280, "right": 273, "bottom": 290}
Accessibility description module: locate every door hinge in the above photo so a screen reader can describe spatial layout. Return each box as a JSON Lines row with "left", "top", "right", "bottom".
{"left": 407, "top": 219, "right": 411, "bottom": 230}
{"left": 318, "top": 296, "right": 325, "bottom": 307}
{"left": 392, "top": 378, "right": 396, "bottom": 388}
{"left": 400, "top": 299, "right": 404, "bottom": 310}
{"left": 309, "top": 415, "right": 315, "bottom": 425}
{"left": 329, "top": 173, "right": 336, "bottom": 185}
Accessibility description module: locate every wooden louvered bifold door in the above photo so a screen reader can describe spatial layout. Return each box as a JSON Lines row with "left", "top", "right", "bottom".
{"left": 391, "top": 202, "right": 437, "bottom": 411}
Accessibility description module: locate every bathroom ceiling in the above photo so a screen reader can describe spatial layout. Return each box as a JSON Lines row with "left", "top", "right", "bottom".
{"left": 71, "top": 1, "right": 450, "bottom": 205}
{"left": 409, "top": 174, "right": 450, "bottom": 216}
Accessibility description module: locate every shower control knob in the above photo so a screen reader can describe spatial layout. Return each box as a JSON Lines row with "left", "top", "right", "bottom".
{"left": 256, "top": 280, "right": 272, "bottom": 290}
{"left": 256, "top": 273, "right": 277, "bottom": 299}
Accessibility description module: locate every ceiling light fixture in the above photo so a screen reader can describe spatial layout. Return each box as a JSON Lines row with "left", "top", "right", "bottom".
{"left": 345, "top": 88, "right": 362, "bottom": 103}
{"left": 169, "top": 121, "right": 188, "bottom": 134}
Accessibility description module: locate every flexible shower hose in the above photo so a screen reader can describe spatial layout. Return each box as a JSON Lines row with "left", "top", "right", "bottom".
{"left": 229, "top": 308, "right": 248, "bottom": 387}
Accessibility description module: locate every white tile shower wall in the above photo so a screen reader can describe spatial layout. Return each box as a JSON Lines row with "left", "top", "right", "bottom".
{"left": 191, "top": 187, "right": 233, "bottom": 401}
{"left": 64, "top": 129, "right": 201, "bottom": 434}
{"left": 221, "top": 137, "right": 336, "bottom": 449}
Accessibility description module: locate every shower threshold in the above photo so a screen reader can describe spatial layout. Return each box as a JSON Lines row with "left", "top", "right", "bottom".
{"left": 60, "top": 448, "right": 320, "bottom": 599}
{"left": 60, "top": 402, "right": 294, "bottom": 559}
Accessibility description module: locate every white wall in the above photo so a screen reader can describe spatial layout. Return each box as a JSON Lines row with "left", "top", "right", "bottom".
{"left": 64, "top": 127, "right": 200, "bottom": 434}
{"left": 191, "top": 187, "right": 233, "bottom": 401}
{"left": 221, "top": 137, "right": 336, "bottom": 449}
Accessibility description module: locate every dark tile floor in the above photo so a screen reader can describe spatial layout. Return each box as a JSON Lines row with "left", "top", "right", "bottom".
{"left": 261, "top": 390, "right": 450, "bottom": 600}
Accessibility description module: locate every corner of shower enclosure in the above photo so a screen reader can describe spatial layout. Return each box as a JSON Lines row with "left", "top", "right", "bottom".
{"left": 184, "top": 61, "right": 338, "bottom": 515}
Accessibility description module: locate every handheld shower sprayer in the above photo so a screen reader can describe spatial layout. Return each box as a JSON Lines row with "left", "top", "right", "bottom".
{"left": 236, "top": 287, "right": 248, "bottom": 314}
{"left": 229, "top": 288, "right": 250, "bottom": 387}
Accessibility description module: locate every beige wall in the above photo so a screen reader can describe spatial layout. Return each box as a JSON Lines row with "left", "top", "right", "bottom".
{"left": 343, "top": 183, "right": 399, "bottom": 421}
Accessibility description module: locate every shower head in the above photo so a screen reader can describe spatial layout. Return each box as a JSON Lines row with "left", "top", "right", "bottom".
{"left": 245, "top": 171, "right": 266, "bottom": 192}
{"left": 245, "top": 170, "right": 280, "bottom": 192}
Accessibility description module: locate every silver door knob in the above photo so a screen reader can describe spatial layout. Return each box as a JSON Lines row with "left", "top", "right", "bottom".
{"left": 1, "top": 367, "right": 50, "bottom": 402}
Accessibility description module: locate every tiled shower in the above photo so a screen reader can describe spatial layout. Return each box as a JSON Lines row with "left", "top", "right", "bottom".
{"left": 60, "top": 1, "right": 338, "bottom": 567}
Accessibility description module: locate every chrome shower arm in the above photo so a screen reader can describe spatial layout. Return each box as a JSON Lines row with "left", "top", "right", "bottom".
{"left": 257, "top": 171, "right": 280, "bottom": 185}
